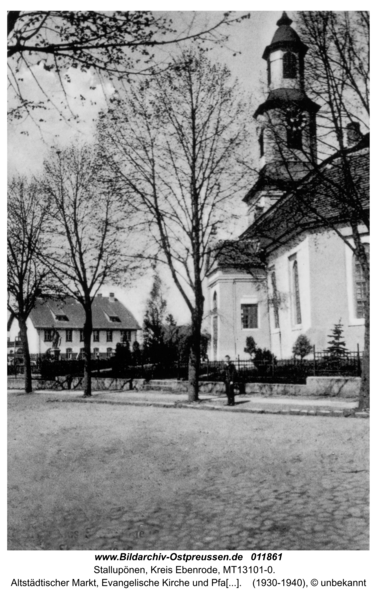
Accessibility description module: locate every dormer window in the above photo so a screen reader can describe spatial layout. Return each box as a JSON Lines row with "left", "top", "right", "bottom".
{"left": 108, "top": 316, "right": 121, "bottom": 323}
{"left": 283, "top": 52, "right": 297, "bottom": 79}
{"left": 55, "top": 314, "right": 69, "bottom": 321}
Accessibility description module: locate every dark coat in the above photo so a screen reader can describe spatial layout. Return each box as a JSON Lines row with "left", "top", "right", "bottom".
{"left": 223, "top": 361, "right": 236, "bottom": 383}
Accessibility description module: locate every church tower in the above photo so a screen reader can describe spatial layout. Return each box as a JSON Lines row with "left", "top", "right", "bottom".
{"left": 244, "top": 12, "right": 320, "bottom": 225}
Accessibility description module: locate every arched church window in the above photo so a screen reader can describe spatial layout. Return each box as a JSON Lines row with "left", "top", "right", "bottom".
{"left": 213, "top": 291, "right": 218, "bottom": 312}
{"left": 292, "top": 260, "right": 302, "bottom": 325}
{"left": 267, "top": 58, "right": 271, "bottom": 85}
{"left": 354, "top": 244, "right": 369, "bottom": 318}
{"left": 283, "top": 52, "right": 297, "bottom": 79}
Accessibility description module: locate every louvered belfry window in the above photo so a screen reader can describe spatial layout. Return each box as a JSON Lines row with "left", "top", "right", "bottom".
{"left": 283, "top": 52, "right": 297, "bottom": 78}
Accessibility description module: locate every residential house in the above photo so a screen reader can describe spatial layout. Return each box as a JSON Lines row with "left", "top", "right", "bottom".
{"left": 7, "top": 293, "right": 141, "bottom": 359}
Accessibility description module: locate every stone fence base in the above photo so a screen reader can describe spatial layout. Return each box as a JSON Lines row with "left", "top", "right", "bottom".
{"left": 8, "top": 375, "right": 361, "bottom": 398}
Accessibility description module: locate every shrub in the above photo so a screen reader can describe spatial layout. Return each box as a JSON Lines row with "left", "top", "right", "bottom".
{"left": 292, "top": 334, "right": 312, "bottom": 360}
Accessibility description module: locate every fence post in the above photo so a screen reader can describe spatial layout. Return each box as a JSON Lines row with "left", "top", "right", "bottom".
{"left": 357, "top": 343, "right": 361, "bottom": 377}
{"left": 313, "top": 345, "right": 316, "bottom": 376}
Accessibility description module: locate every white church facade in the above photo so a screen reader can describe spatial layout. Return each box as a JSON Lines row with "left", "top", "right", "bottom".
{"left": 205, "top": 13, "right": 369, "bottom": 361}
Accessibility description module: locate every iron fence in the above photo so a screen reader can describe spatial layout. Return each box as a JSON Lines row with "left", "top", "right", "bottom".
{"left": 8, "top": 347, "right": 363, "bottom": 383}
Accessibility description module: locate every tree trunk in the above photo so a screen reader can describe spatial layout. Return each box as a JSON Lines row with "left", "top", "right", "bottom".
{"left": 358, "top": 279, "right": 369, "bottom": 411}
{"left": 82, "top": 305, "right": 93, "bottom": 397}
{"left": 19, "top": 316, "right": 32, "bottom": 394}
{"left": 187, "top": 314, "right": 202, "bottom": 402}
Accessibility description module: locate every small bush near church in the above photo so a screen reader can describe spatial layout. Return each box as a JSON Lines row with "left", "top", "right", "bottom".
{"left": 292, "top": 335, "right": 313, "bottom": 360}
{"left": 244, "top": 336, "right": 277, "bottom": 374}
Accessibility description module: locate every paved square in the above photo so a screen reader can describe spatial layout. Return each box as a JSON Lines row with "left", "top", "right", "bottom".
{"left": 8, "top": 392, "right": 369, "bottom": 550}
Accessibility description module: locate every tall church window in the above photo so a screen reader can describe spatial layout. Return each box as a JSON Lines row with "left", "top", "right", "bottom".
{"left": 271, "top": 271, "right": 280, "bottom": 329}
{"left": 292, "top": 260, "right": 302, "bottom": 325}
{"left": 354, "top": 245, "right": 369, "bottom": 318}
{"left": 267, "top": 58, "right": 271, "bottom": 85}
{"left": 283, "top": 52, "right": 297, "bottom": 78}
{"left": 212, "top": 291, "right": 218, "bottom": 360}
{"left": 241, "top": 304, "right": 258, "bottom": 329}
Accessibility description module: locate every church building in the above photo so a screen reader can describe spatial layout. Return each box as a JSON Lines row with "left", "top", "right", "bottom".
{"left": 206, "top": 13, "right": 369, "bottom": 360}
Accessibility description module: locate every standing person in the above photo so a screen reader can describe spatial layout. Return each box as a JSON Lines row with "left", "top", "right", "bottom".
{"left": 223, "top": 355, "right": 236, "bottom": 406}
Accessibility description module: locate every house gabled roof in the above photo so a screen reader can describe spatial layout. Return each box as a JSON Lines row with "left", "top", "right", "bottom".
{"left": 29, "top": 296, "right": 140, "bottom": 330}
{"left": 240, "top": 136, "right": 369, "bottom": 253}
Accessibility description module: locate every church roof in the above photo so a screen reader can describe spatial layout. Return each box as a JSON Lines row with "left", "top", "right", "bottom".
{"left": 240, "top": 136, "right": 369, "bottom": 253}
{"left": 208, "top": 240, "right": 266, "bottom": 274}
{"left": 262, "top": 12, "right": 308, "bottom": 60}
{"left": 28, "top": 296, "right": 140, "bottom": 330}
{"left": 254, "top": 88, "right": 320, "bottom": 118}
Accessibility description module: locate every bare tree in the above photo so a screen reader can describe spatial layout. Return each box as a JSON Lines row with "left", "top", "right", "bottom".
{"left": 7, "top": 177, "right": 57, "bottom": 393}
{"left": 7, "top": 10, "right": 248, "bottom": 125}
{"left": 40, "top": 144, "right": 134, "bottom": 396}
{"left": 98, "top": 50, "right": 252, "bottom": 401}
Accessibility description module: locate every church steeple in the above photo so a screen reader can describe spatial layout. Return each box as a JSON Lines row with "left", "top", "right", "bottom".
{"left": 254, "top": 12, "right": 320, "bottom": 176}
{"left": 262, "top": 12, "right": 308, "bottom": 91}
{"left": 243, "top": 13, "right": 320, "bottom": 225}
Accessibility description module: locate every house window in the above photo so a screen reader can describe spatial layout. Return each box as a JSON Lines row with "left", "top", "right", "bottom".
{"left": 66, "top": 347, "right": 73, "bottom": 359}
{"left": 80, "top": 330, "right": 84, "bottom": 342}
{"left": 354, "top": 245, "right": 369, "bottom": 318}
{"left": 93, "top": 330, "right": 100, "bottom": 342}
{"left": 283, "top": 52, "right": 297, "bottom": 78}
{"left": 292, "top": 260, "right": 302, "bottom": 325}
{"left": 121, "top": 330, "right": 131, "bottom": 343}
{"left": 66, "top": 329, "right": 72, "bottom": 342}
{"left": 241, "top": 304, "right": 258, "bottom": 329}
{"left": 93, "top": 347, "right": 99, "bottom": 358}
{"left": 107, "top": 330, "right": 113, "bottom": 342}
{"left": 107, "top": 347, "right": 113, "bottom": 357}
{"left": 271, "top": 271, "right": 280, "bottom": 329}
{"left": 44, "top": 330, "right": 53, "bottom": 342}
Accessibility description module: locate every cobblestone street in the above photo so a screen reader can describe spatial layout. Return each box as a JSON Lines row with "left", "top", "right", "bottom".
{"left": 8, "top": 392, "right": 369, "bottom": 551}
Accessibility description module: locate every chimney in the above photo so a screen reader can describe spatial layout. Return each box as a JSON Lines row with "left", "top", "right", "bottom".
{"left": 109, "top": 292, "right": 115, "bottom": 301}
{"left": 346, "top": 122, "right": 362, "bottom": 147}
{"left": 97, "top": 293, "right": 102, "bottom": 298}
